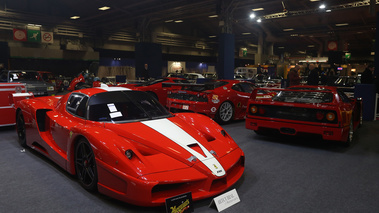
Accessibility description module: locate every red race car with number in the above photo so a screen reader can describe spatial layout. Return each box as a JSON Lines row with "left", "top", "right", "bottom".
{"left": 245, "top": 86, "right": 362, "bottom": 145}
{"left": 167, "top": 80, "right": 255, "bottom": 124}
{"left": 15, "top": 85, "right": 244, "bottom": 206}
{"left": 118, "top": 77, "right": 189, "bottom": 106}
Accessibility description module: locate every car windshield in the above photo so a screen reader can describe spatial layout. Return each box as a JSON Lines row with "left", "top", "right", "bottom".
{"left": 88, "top": 91, "right": 172, "bottom": 122}
{"left": 181, "top": 81, "right": 229, "bottom": 92}
{"left": 9, "top": 71, "right": 43, "bottom": 82}
{"left": 272, "top": 90, "right": 334, "bottom": 103}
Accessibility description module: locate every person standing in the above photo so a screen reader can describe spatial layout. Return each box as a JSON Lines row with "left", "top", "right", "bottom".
{"left": 361, "top": 64, "right": 375, "bottom": 84}
{"left": 142, "top": 63, "right": 150, "bottom": 81}
{"left": 288, "top": 65, "right": 301, "bottom": 86}
{"left": 307, "top": 63, "right": 319, "bottom": 85}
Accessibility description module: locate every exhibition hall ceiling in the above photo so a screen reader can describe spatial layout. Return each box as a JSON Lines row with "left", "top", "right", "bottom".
{"left": 1, "top": 0, "right": 378, "bottom": 57}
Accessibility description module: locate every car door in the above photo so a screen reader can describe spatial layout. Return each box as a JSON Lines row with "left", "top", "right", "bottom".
{"left": 231, "top": 82, "right": 254, "bottom": 119}
{"left": 48, "top": 93, "right": 88, "bottom": 162}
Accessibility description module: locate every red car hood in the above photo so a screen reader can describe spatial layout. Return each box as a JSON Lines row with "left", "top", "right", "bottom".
{"left": 104, "top": 116, "right": 230, "bottom": 177}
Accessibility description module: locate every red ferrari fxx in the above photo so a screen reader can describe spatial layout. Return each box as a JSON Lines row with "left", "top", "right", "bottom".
{"left": 245, "top": 85, "right": 362, "bottom": 145}
{"left": 15, "top": 86, "right": 244, "bottom": 206}
{"left": 118, "top": 77, "right": 189, "bottom": 106}
{"left": 167, "top": 80, "right": 255, "bottom": 124}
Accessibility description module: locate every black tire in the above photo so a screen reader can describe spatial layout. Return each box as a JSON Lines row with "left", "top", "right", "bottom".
{"left": 75, "top": 138, "right": 98, "bottom": 192}
{"left": 16, "top": 111, "right": 27, "bottom": 147}
{"left": 215, "top": 101, "right": 234, "bottom": 124}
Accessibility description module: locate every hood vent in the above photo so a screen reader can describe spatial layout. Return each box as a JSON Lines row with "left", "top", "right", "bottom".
{"left": 188, "top": 143, "right": 206, "bottom": 158}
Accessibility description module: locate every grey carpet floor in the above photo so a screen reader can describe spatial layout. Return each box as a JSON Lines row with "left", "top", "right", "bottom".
{"left": 1, "top": 120, "right": 379, "bottom": 213}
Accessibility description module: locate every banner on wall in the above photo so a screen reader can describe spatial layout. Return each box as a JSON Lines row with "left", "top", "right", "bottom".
{"left": 13, "top": 29, "right": 27, "bottom": 41}
{"left": 41, "top": 31, "right": 54, "bottom": 43}
{"left": 27, "top": 29, "right": 41, "bottom": 42}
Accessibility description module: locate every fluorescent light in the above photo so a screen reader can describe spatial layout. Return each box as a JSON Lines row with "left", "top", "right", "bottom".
{"left": 252, "top": 8, "right": 264, "bottom": 11}
{"left": 335, "top": 23, "right": 349, "bottom": 27}
{"left": 283, "top": 28, "right": 294, "bottom": 31}
{"left": 28, "top": 24, "right": 42, "bottom": 27}
{"left": 326, "top": 9, "right": 331, "bottom": 12}
{"left": 174, "top": 20, "right": 183, "bottom": 23}
{"left": 291, "top": 34, "right": 299, "bottom": 37}
{"left": 165, "top": 20, "right": 174, "bottom": 23}
{"left": 209, "top": 35, "right": 217, "bottom": 38}
{"left": 70, "top": 16, "right": 80, "bottom": 19}
{"left": 257, "top": 18, "right": 262, "bottom": 23}
{"left": 249, "top": 13, "right": 256, "bottom": 19}
{"left": 209, "top": 15, "right": 218, "bottom": 18}
{"left": 99, "top": 6, "right": 111, "bottom": 11}
{"left": 310, "top": 0, "right": 320, "bottom": 2}
{"left": 242, "top": 32, "right": 251, "bottom": 35}
{"left": 319, "top": 4, "right": 326, "bottom": 9}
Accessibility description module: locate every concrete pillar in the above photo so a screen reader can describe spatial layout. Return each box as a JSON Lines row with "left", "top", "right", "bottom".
{"left": 217, "top": 33, "right": 235, "bottom": 80}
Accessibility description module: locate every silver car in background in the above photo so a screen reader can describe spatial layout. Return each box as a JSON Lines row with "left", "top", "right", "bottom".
{"left": 0, "top": 70, "right": 56, "bottom": 96}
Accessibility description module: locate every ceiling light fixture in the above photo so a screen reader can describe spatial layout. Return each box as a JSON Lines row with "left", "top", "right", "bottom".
{"left": 319, "top": 4, "right": 326, "bottom": 9}
{"left": 98, "top": 6, "right": 111, "bottom": 11}
{"left": 252, "top": 8, "right": 264, "bottom": 11}
{"left": 249, "top": 13, "right": 256, "bottom": 19}
{"left": 308, "top": 45, "right": 315, "bottom": 47}
{"left": 242, "top": 32, "right": 251, "bottom": 35}
{"left": 209, "top": 15, "right": 218, "bottom": 18}
{"left": 310, "top": 0, "right": 320, "bottom": 2}
{"left": 209, "top": 35, "right": 217, "bottom": 38}
{"left": 174, "top": 20, "right": 183, "bottom": 23}
{"left": 326, "top": 9, "right": 331, "bottom": 12}
{"left": 257, "top": 18, "right": 262, "bottom": 23}
{"left": 335, "top": 23, "right": 349, "bottom": 27}
{"left": 70, "top": 16, "right": 80, "bottom": 20}
{"left": 283, "top": 28, "right": 294, "bottom": 31}
{"left": 165, "top": 20, "right": 174, "bottom": 23}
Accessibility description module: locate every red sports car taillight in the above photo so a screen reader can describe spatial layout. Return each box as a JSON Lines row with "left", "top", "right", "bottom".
{"left": 326, "top": 112, "right": 336, "bottom": 122}
{"left": 258, "top": 107, "right": 265, "bottom": 115}
{"left": 316, "top": 111, "right": 324, "bottom": 120}
{"left": 250, "top": 105, "right": 258, "bottom": 114}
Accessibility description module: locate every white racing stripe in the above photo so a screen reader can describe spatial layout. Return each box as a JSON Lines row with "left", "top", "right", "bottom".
{"left": 142, "top": 118, "right": 226, "bottom": 177}
{"left": 98, "top": 84, "right": 131, "bottom": 91}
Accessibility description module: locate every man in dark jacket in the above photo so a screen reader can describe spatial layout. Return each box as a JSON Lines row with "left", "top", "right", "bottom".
{"left": 361, "top": 64, "right": 374, "bottom": 84}
{"left": 307, "top": 63, "right": 319, "bottom": 85}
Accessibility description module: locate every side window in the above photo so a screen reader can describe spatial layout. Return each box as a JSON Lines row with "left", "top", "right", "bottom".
{"left": 66, "top": 93, "right": 88, "bottom": 118}
{"left": 231, "top": 84, "right": 242, "bottom": 92}
{"left": 239, "top": 83, "right": 254, "bottom": 93}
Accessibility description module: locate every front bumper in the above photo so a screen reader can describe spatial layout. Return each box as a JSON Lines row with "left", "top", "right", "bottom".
{"left": 95, "top": 148, "right": 245, "bottom": 206}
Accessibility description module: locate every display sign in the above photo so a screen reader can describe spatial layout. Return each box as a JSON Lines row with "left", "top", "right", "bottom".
{"left": 165, "top": 192, "right": 193, "bottom": 213}
{"left": 27, "top": 29, "right": 41, "bottom": 42}
{"left": 327, "top": 41, "right": 338, "bottom": 51}
{"left": 209, "top": 189, "right": 240, "bottom": 212}
{"left": 13, "top": 29, "right": 27, "bottom": 41}
{"left": 41, "top": 31, "right": 54, "bottom": 43}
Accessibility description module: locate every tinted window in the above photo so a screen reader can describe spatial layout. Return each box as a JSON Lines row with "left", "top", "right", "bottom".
{"left": 232, "top": 82, "right": 254, "bottom": 93}
{"left": 87, "top": 91, "right": 171, "bottom": 122}
{"left": 66, "top": 93, "right": 88, "bottom": 118}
